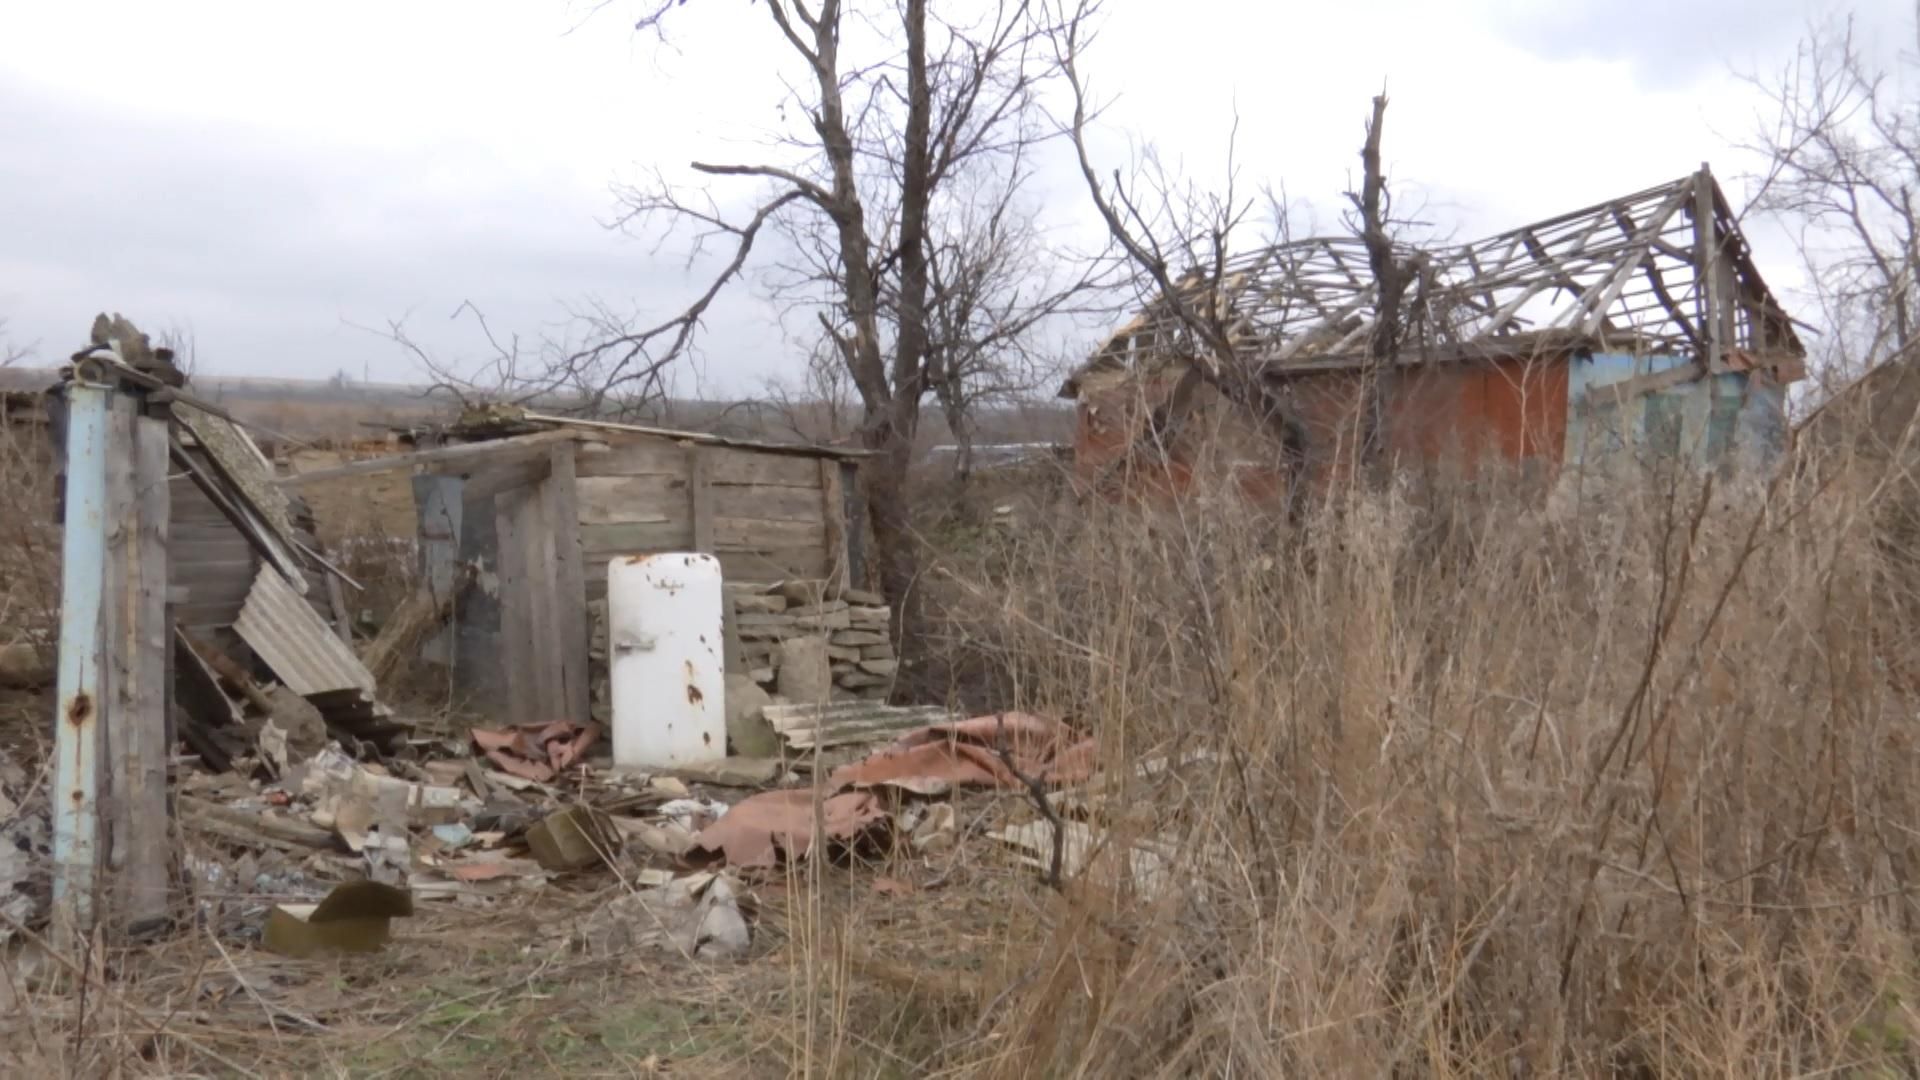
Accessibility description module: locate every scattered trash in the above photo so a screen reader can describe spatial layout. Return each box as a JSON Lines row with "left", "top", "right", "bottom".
{"left": 0, "top": 751, "right": 49, "bottom": 946}
{"left": 658, "top": 798, "right": 732, "bottom": 833}
{"left": 263, "top": 880, "right": 415, "bottom": 958}
{"left": 431, "top": 823, "right": 476, "bottom": 850}
{"left": 667, "top": 757, "right": 786, "bottom": 788}
{"left": 556, "top": 872, "right": 750, "bottom": 961}
{"left": 470, "top": 720, "right": 602, "bottom": 782}
{"left": 526, "top": 806, "right": 621, "bottom": 872}
{"left": 905, "top": 801, "right": 957, "bottom": 854}
{"left": 990, "top": 821, "right": 1173, "bottom": 898}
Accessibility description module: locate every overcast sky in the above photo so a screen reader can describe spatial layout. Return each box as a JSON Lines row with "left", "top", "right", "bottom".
{"left": 0, "top": 0, "right": 1906, "bottom": 394}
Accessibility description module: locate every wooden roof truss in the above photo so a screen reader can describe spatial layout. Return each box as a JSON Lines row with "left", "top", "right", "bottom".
{"left": 1090, "top": 168, "right": 1806, "bottom": 378}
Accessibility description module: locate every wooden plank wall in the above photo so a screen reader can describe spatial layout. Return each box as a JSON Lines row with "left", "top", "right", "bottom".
{"left": 168, "top": 447, "right": 260, "bottom": 632}
{"left": 576, "top": 437, "right": 839, "bottom": 594}
{"left": 494, "top": 445, "right": 590, "bottom": 725}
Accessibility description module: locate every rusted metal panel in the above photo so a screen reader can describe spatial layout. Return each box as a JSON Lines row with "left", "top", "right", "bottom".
{"left": 233, "top": 565, "right": 376, "bottom": 697}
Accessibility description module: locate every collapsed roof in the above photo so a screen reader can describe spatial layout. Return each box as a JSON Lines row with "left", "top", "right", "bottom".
{"left": 1067, "top": 168, "right": 1806, "bottom": 395}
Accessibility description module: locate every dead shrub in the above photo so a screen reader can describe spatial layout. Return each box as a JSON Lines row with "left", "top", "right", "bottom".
{"left": 902, "top": 437, "right": 1920, "bottom": 1076}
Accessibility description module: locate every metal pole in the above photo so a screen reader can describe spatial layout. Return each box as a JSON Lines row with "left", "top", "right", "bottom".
{"left": 51, "top": 378, "right": 111, "bottom": 938}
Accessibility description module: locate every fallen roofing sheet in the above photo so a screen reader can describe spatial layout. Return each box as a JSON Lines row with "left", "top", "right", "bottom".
{"left": 827, "top": 712, "right": 1098, "bottom": 794}
{"left": 233, "top": 566, "right": 376, "bottom": 697}
{"left": 761, "top": 702, "right": 958, "bottom": 751}
{"left": 685, "top": 788, "right": 889, "bottom": 869}
{"left": 176, "top": 403, "right": 301, "bottom": 552}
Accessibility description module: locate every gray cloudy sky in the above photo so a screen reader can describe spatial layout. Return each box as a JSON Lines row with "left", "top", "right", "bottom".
{"left": 0, "top": 0, "right": 1904, "bottom": 393}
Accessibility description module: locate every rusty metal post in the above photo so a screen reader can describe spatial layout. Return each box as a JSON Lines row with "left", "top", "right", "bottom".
{"left": 50, "top": 376, "right": 111, "bottom": 938}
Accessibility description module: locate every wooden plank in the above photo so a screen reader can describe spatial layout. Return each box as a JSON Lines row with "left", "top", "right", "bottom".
{"left": 574, "top": 441, "right": 690, "bottom": 480}
{"left": 1584, "top": 363, "right": 1704, "bottom": 410}
{"left": 581, "top": 518, "right": 823, "bottom": 555}
{"left": 525, "top": 472, "right": 559, "bottom": 713}
{"left": 579, "top": 440, "right": 827, "bottom": 488}
{"left": 494, "top": 487, "right": 533, "bottom": 724}
{"left": 278, "top": 429, "right": 579, "bottom": 487}
{"left": 456, "top": 457, "right": 550, "bottom": 501}
{"left": 819, "top": 459, "right": 847, "bottom": 593}
{"left": 689, "top": 447, "right": 713, "bottom": 552}
{"left": 172, "top": 625, "right": 242, "bottom": 772}
{"left": 706, "top": 447, "right": 825, "bottom": 488}
{"left": 576, "top": 474, "right": 685, "bottom": 525}
{"left": 119, "top": 414, "right": 171, "bottom": 931}
{"left": 581, "top": 521, "right": 695, "bottom": 557}
{"left": 716, "top": 546, "right": 831, "bottom": 582}
{"left": 100, "top": 397, "right": 138, "bottom": 934}
{"left": 839, "top": 460, "right": 867, "bottom": 591}
{"left": 711, "top": 484, "right": 827, "bottom": 523}
{"left": 711, "top": 516, "right": 828, "bottom": 549}
{"left": 521, "top": 410, "right": 872, "bottom": 460}
{"left": 548, "top": 444, "right": 590, "bottom": 726}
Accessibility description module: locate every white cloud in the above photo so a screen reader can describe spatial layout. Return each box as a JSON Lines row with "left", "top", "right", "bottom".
{"left": 0, "top": 0, "right": 1894, "bottom": 392}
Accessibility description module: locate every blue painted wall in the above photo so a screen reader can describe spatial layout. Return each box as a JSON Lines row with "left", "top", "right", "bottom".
{"left": 1563, "top": 352, "right": 1787, "bottom": 472}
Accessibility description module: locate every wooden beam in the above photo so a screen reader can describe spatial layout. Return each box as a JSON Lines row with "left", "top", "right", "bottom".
{"left": 1582, "top": 363, "right": 1705, "bottom": 410}
{"left": 107, "top": 410, "right": 171, "bottom": 934}
{"left": 277, "top": 429, "right": 579, "bottom": 487}
{"left": 1692, "top": 166, "right": 1721, "bottom": 367}
{"left": 688, "top": 447, "right": 714, "bottom": 552}
{"left": 548, "top": 443, "right": 589, "bottom": 726}
{"left": 521, "top": 411, "right": 873, "bottom": 459}
{"left": 819, "top": 458, "right": 848, "bottom": 594}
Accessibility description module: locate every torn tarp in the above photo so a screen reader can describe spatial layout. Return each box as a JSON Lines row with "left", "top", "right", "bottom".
{"left": 827, "top": 712, "right": 1097, "bottom": 794}
{"left": 470, "top": 721, "right": 602, "bottom": 782}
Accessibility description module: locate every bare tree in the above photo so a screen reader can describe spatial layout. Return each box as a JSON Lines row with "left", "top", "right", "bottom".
{"left": 582, "top": 0, "right": 1100, "bottom": 610}
{"left": 0, "top": 319, "right": 24, "bottom": 368}
{"left": 1050, "top": 4, "right": 1425, "bottom": 485}
{"left": 1047, "top": 1, "right": 1306, "bottom": 471}
{"left": 1344, "top": 94, "right": 1422, "bottom": 472}
{"left": 1741, "top": 10, "right": 1920, "bottom": 379}
{"left": 378, "top": 300, "right": 681, "bottom": 417}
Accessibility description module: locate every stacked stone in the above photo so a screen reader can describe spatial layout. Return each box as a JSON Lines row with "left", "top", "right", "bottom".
{"left": 587, "top": 597, "right": 612, "bottom": 724}
{"left": 586, "top": 582, "right": 896, "bottom": 724}
{"left": 731, "top": 581, "right": 895, "bottom": 702}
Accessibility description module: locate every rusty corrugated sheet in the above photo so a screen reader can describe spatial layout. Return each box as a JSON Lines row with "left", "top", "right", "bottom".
{"left": 233, "top": 566, "right": 375, "bottom": 697}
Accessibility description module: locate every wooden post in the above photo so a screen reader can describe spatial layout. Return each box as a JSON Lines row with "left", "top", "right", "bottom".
{"left": 548, "top": 443, "right": 589, "bottom": 725}
{"left": 838, "top": 460, "right": 867, "bottom": 591}
{"left": 50, "top": 379, "right": 111, "bottom": 940}
{"left": 104, "top": 407, "right": 171, "bottom": 934}
{"left": 687, "top": 446, "right": 713, "bottom": 552}
{"left": 819, "top": 459, "right": 848, "bottom": 595}
{"left": 1692, "top": 164, "right": 1722, "bottom": 370}
{"left": 494, "top": 487, "right": 532, "bottom": 724}
{"left": 413, "top": 473, "right": 465, "bottom": 667}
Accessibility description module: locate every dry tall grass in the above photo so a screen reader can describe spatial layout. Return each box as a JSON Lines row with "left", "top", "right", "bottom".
{"left": 895, "top": 433, "right": 1920, "bottom": 1076}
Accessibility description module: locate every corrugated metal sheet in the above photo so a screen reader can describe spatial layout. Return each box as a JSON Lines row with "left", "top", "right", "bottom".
{"left": 233, "top": 566, "right": 374, "bottom": 697}
{"left": 762, "top": 702, "right": 956, "bottom": 751}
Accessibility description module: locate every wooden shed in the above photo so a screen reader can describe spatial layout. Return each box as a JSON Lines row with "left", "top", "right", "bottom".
{"left": 283, "top": 417, "right": 870, "bottom": 727}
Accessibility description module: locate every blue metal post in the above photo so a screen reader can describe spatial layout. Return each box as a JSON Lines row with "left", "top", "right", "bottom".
{"left": 51, "top": 378, "right": 111, "bottom": 936}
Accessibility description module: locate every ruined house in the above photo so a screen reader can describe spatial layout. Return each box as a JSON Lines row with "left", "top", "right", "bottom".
{"left": 1060, "top": 167, "right": 1807, "bottom": 499}
{"left": 281, "top": 413, "right": 875, "bottom": 728}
